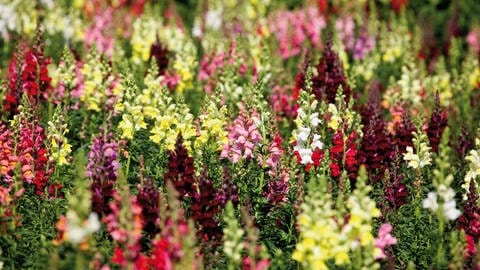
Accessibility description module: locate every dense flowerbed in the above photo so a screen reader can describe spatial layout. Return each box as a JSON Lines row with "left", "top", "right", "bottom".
{"left": 1, "top": 0, "right": 480, "bottom": 269}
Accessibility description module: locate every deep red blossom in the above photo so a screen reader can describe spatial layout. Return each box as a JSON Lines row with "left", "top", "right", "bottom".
{"left": 293, "top": 42, "right": 350, "bottom": 104}
{"left": 358, "top": 110, "right": 392, "bottom": 183}
{"left": 164, "top": 135, "right": 196, "bottom": 199}
{"left": 263, "top": 170, "right": 290, "bottom": 205}
{"left": 456, "top": 124, "right": 474, "bottom": 159}
{"left": 458, "top": 180, "right": 480, "bottom": 242}
{"left": 137, "top": 179, "right": 160, "bottom": 236}
{"left": 393, "top": 110, "right": 416, "bottom": 154}
{"left": 150, "top": 40, "right": 169, "bottom": 76}
{"left": 426, "top": 94, "right": 448, "bottom": 153}
{"left": 190, "top": 176, "right": 223, "bottom": 243}
{"left": 313, "top": 41, "right": 351, "bottom": 104}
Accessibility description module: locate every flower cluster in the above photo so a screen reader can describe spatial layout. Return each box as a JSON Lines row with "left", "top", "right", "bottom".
{"left": 5, "top": 44, "right": 52, "bottom": 113}
{"left": 403, "top": 130, "right": 432, "bottom": 170}
{"left": 292, "top": 80, "right": 324, "bottom": 172}
{"left": 86, "top": 131, "right": 119, "bottom": 215}
{"left": 221, "top": 111, "right": 262, "bottom": 163}
{"left": 191, "top": 176, "right": 223, "bottom": 242}
{"left": 358, "top": 113, "right": 392, "bottom": 182}
{"left": 131, "top": 15, "right": 161, "bottom": 64}
{"left": 195, "top": 95, "right": 228, "bottom": 152}
{"left": 423, "top": 186, "right": 461, "bottom": 221}
{"left": 14, "top": 107, "right": 53, "bottom": 195}
{"left": 80, "top": 50, "right": 120, "bottom": 111}
{"left": 47, "top": 108, "right": 72, "bottom": 166}
{"left": 293, "top": 167, "right": 383, "bottom": 269}
{"left": 84, "top": 8, "right": 115, "bottom": 57}
{"left": 0, "top": 124, "right": 17, "bottom": 183}
{"left": 268, "top": 7, "right": 326, "bottom": 59}
{"left": 136, "top": 178, "right": 160, "bottom": 236}
{"left": 329, "top": 131, "right": 359, "bottom": 181}
{"left": 164, "top": 135, "right": 196, "bottom": 199}
{"left": 426, "top": 95, "right": 448, "bottom": 153}
{"left": 262, "top": 169, "right": 290, "bottom": 205}
{"left": 463, "top": 138, "right": 480, "bottom": 199}
{"left": 312, "top": 42, "right": 352, "bottom": 104}
{"left": 457, "top": 180, "right": 480, "bottom": 244}
{"left": 374, "top": 224, "right": 397, "bottom": 259}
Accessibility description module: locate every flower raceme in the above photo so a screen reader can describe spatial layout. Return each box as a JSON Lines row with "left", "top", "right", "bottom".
{"left": 403, "top": 131, "right": 432, "bottom": 170}
{"left": 293, "top": 99, "right": 325, "bottom": 172}
{"left": 423, "top": 185, "right": 461, "bottom": 221}
{"left": 374, "top": 224, "right": 397, "bottom": 259}
{"left": 5, "top": 46, "right": 52, "bottom": 114}
{"left": 86, "top": 132, "right": 119, "bottom": 216}
{"left": 221, "top": 111, "right": 262, "bottom": 163}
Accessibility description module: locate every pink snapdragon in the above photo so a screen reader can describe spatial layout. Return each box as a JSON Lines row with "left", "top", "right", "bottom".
{"left": 84, "top": 8, "right": 115, "bottom": 57}
{"left": 269, "top": 7, "right": 326, "bottom": 59}
{"left": 374, "top": 223, "right": 397, "bottom": 259}
{"left": 221, "top": 111, "right": 262, "bottom": 163}
{"left": 467, "top": 28, "right": 480, "bottom": 54}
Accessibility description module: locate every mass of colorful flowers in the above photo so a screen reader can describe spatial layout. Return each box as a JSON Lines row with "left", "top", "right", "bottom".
{"left": 1, "top": 0, "right": 480, "bottom": 269}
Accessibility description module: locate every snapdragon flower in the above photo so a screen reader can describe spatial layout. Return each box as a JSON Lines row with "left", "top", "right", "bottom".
{"left": 293, "top": 87, "right": 325, "bottom": 172}
{"left": 423, "top": 187, "right": 461, "bottom": 221}
{"left": 403, "top": 131, "right": 432, "bottom": 169}
{"left": 463, "top": 139, "right": 480, "bottom": 199}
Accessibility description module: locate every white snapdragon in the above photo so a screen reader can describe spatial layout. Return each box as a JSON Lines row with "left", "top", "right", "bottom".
{"left": 423, "top": 187, "right": 461, "bottom": 221}
{"left": 66, "top": 212, "right": 101, "bottom": 244}
{"left": 462, "top": 140, "right": 480, "bottom": 199}
{"left": 403, "top": 145, "right": 431, "bottom": 169}
{"left": 422, "top": 192, "right": 438, "bottom": 211}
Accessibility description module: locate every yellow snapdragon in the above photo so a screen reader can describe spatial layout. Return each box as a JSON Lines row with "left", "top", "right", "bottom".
{"left": 172, "top": 50, "right": 196, "bottom": 93}
{"left": 131, "top": 16, "right": 161, "bottom": 64}
{"left": 149, "top": 103, "right": 196, "bottom": 151}
{"left": 294, "top": 169, "right": 381, "bottom": 269}
{"left": 195, "top": 96, "right": 228, "bottom": 151}
{"left": 470, "top": 67, "right": 480, "bottom": 89}
{"left": 80, "top": 52, "right": 116, "bottom": 112}
{"left": 47, "top": 110, "right": 72, "bottom": 166}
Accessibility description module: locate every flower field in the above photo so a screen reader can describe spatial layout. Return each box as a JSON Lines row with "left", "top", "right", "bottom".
{"left": 1, "top": 0, "right": 480, "bottom": 269}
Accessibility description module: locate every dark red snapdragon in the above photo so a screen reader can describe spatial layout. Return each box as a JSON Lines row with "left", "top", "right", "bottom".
{"left": 358, "top": 114, "right": 392, "bottom": 183}
{"left": 394, "top": 110, "right": 416, "bottom": 154}
{"left": 293, "top": 42, "right": 351, "bottom": 104}
{"left": 456, "top": 125, "right": 474, "bottom": 159}
{"left": 163, "top": 135, "right": 196, "bottom": 199}
{"left": 190, "top": 176, "right": 223, "bottom": 243}
{"left": 426, "top": 94, "right": 448, "bottom": 154}
{"left": 458, "top": 180, "right": 480, "bottom": 243}
{"left": 137, "top": 179, "right": 160, "bottom": 236}
{"left": 149, "top": 40, "right": 169, "bottom": 76}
